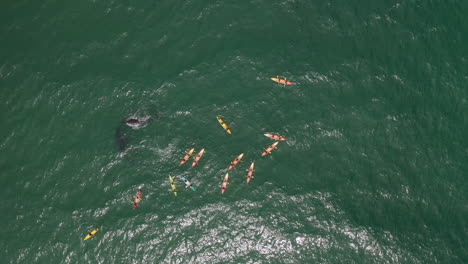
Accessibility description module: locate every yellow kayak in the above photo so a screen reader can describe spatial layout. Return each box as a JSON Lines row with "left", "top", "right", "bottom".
{"left": 83, "top": 228, "right": 99, "bottom": 240}
{"left": 169, "top": 176, "right": 177, "bottom": 196}
{"left": 216, "top": 116, "right": 232, "bottom": 134}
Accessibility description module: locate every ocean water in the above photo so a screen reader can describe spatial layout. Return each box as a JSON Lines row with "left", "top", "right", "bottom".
{"left": 1, "top": 0, "right": 467, "bottom": 263}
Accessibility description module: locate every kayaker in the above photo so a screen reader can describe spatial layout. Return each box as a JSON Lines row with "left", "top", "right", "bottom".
{"left": 132, "top": 190, "right": 142, "bottom": 209}
{"left": 182, "top": 178, "right": 189, "bottom": 186}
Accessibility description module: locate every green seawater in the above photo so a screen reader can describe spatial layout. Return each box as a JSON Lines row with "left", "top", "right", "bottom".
{"left": 1, "top": 1, "right": 467, "bottom": 263}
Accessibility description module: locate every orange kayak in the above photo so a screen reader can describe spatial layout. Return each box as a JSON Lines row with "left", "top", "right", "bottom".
{"left": 271, "top": 77, "right": 293, "bottom": 85}
{"left": 179, "top": 148, "right": 195, "bottom": 165}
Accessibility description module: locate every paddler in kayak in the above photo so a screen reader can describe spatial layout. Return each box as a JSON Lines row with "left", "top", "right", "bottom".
{"left": 221, "top": 172, "right": 229, "bottom": 194}
{"left": 216, "top": 116, "right": 232, "bottom": 134}
{"left": 261, "top": 141, "right": 279, "bottom": 156}
{"left": 221, "top": 180, "right": 228, "bottom": 194}
{"left": 228, "top": 153, "right": 244, "bottom": 170}
{"left": 178, "top": 175, "right": 196, "bottom": 191}
{"left": 271, "top": 75, "right": 294, "bottom": 86}
{"left": 169, "top": 176, "right": 178, "bottom": 196}
{"left": 192, "top": 149, "right": 205, "bottom": 167}
{"left": 83, "top": 228, "right": 99, "bottom": 240}
{"left": 132, "top": 189, "right": 142, "bottom": 209}
{"left": 229, "top": 158, "right": 240, "bottom": 169}
{"left": 264, "top": 133, "right": 286, "bottom": 141}
{"left": 179, "top": 148, "right": 195, "bottom": 166}
{"left": 232, "top": 157, "right": 241, "bottom": 165}
{"left": 246, "top": 162, "right": 255, "bottom": 183}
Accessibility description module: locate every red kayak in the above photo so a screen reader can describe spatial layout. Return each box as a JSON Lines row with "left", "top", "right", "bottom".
{"left": 192, "top": 149, "right": 205, "bottom": 167}
{"left": 228, "top": 153, "right": 244, "bottom": 170}
{"left": 246, "top": 162, "right": 255, "bottom": 183}
{"left": 132, "top": 189, "right": 142, "bottom": 209}
{"left": 264, "top": 133, "right": 286, "bottom": 141}
{"left": 261, "top": 142, "right": 279, "bottom": 156}
{"left": 221, "top": 173, "right": 229, "bottom": 194}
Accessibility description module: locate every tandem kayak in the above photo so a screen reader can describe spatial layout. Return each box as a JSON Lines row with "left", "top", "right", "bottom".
{"left": 132, "top": 189, "right": 142, "bottom": 209}
{"left": 83, "top": 228, "right": 99, "bottom": 240}
{"left": 271, "top": 77, "right": 293, "bottom": 85}
{"left": 228, "top": 153, "right": 244, "bottom": 170}
{"left": 246, "top": 162, "right": 255, "bottom": 183}
{"left": 179, "top": 176, "right": 196, "bottom": 191}
{"left": 261, "top": 141, "right": 279, "bottom": 156}
{"left": 216, "top": 116, "right": 232, "bottom": 134}
{"left": 264, "top": 133, "right": 286, "bottom": 141}
{"left": 179, "top": 148, "right": 195, "bottom": 165}
{"left": 221, "top": 172, "right": 229, "bottom": 194}
{"left": 192, "top": 149, "right": 205, "bottom": 167}
{"left": 169, "top": 176, "right": 177, "bottom": 196}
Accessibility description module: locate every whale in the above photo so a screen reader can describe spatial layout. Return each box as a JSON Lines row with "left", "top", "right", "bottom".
{"left": 123, "top": 117, "right": 152, "bottom": 129}
{"left": 115, "top": 127, "right": 127, "bottom": 154}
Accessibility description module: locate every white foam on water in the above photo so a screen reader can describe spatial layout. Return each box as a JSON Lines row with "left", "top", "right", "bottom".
{"left": 175, "top": 111, "right": 191, "bottom": 116}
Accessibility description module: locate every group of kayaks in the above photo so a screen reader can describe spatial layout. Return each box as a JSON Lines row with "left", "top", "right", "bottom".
{"left": 220, "top": 161, "right": 255, "bottom": 194}
{"left": 179, "top": 148, "right": 205, "bottom": 167}
{"left": 169, "top": 147, "right": 205, "bottom": 196}
{"left": 182, "top": 116, "right": 286, "bottom": 195}
{"left": 84, "top": 77, "right": 291, "bottom": 240}
{"left": 171, "top": 116, "right": 286, "bottom": 196}
{"left": 218, "top": 130, "right": 285, "bottom": 194}
{"left": 169, "top": 174, "right": 197, "bottom": 197}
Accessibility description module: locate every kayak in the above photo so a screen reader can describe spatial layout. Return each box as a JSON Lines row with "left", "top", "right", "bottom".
{"left": 83, "top": 228, "right": 99, "bottom": 240}
{"left": 271, "top": 77, "right": 293, "bottom": 85}
{"left": 169, "top": 176, "right": 177, "bottom": 196}
{"left": 132, "top": 189, "right": 142, "bottom": 209}
{"left": 246, "top": 162, "right": 255, "bottom": 183}
{"left": 261, "top": 141, "right": 279, "bottom": 156}
{"left": 179, "top": 176, "right": 196, "bottom": 191}
{"left": 228, "top": 153, "right": 244, "bottom": 170}
{"left": 264, "top": 133, "right": 286, "bottom": 141}
{"left": 179, "top": 148, "right": 195, "bottom": 165}
{"left": 192, "top": 149, "right": 205, "bottom": 167}
{"left": 221, "top": 172, "right": 229, "bottom": 194}
{"left": 216, "top": 116, "right": 232, "bottom": 134}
